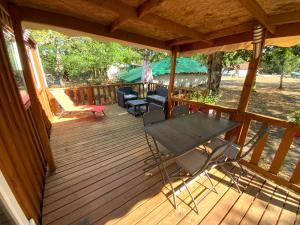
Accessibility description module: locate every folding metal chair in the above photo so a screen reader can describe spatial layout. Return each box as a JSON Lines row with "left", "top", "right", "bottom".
{"left": 159, "top": 139, "right": 235, "bottom": 214}
{"left": 172, "top": 105, "right": 190, "bottom": 118}
{"left": 205, "top": 122, "right": 270, "bottom": 190}
{"left": 142, "top": 110, "right": 173, "bottom": 179}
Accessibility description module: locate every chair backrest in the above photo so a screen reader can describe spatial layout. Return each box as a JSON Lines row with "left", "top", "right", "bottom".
{"left": 239, "top": 122, "right": 269, "bottom": 159}
{"left": 156, "top": 87, "right": 168, "bottom": 97}
{"left": 172, "top": 105, "right": 189, "bottom": 118}
{"left": 143, "top": 109, "right": 165, "bottom": 126}
{"left": 209, "top": 140, "right": 234, "bottom": 163}
{"left": 199, "top": 140, "right": 234, "bottom": 171}
{"left": 50, "top": 89, "right": 76, "bottom": 110}
{"left": 118, "top": 86, "right": 132, "bottom": 94}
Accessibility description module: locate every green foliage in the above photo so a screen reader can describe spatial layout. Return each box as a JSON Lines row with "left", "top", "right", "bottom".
{"left": 287, "top": 110, "right": 300, "bottom": 125}
{"left": 223, "top": 50, "right": 251, "bottom": 69}
{"left": 261, "top": 46, "right": 300, "bottom": 75}
{"left": 191, "top": 90, "right": 221, "bottom": 105}
{"left": 192, "top": 54, "right": 208, "bottom": 66}
{"left": 31, "top": 30, "right": 146, "bottom": 84}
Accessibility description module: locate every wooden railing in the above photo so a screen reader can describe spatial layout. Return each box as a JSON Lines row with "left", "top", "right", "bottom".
{"left": 172, "top": 96, "right": 300, "bottom": 193}
{"left": 47, "top": 82, "right": 159, "bottom": 113}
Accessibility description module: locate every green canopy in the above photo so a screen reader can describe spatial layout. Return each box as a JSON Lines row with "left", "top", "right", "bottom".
{"left": 119, "top": 57, "right": 208, "bottom": 83}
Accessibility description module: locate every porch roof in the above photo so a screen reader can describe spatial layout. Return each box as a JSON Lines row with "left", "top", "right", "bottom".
{"left": 5, "top": 0, "right": 300, "bottom": 55}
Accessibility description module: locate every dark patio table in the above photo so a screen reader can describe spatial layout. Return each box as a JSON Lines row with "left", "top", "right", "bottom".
{"left": 144, "top": 112, "right": 240, "bottom": 156}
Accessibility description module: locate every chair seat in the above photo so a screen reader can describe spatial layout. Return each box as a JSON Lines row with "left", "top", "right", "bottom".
{"left": 157, "top": 142, "right": 172, "bottom": 155}
{"left": 124, "top": 94, "right": 138, "bottom": 100}
{"left": 176, "top": 149, "right": 208, "bottom": 175}
{"left": 206, "top": 138, "right": 240, "bottom": 160}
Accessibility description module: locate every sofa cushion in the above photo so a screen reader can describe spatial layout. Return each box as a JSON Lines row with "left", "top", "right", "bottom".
{"left": 147, "top": 95, "right": 166, "bottom": 103}
{"left": 124, "top": 94, "right": 137, "bottom": 100}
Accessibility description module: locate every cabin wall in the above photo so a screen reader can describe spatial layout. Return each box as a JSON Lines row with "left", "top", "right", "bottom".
{"left": 0, "top": 3, "right": 50, "bottom": 224}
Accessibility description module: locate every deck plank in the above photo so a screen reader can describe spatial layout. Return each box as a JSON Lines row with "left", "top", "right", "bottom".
{"left": 42, "top": 105, "right": 300, "bottom": 225}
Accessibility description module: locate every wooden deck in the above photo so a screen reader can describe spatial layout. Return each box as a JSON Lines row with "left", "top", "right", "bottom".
{"left": 43, "top": 105, "right": 300, "bottom": 225}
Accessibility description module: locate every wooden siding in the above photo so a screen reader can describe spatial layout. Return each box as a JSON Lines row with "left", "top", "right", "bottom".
{"left": 0, "top": 26, "right": 47, "bottom": 224}
{"left": 43, "top": 105, "right": 300, "bottom": 225}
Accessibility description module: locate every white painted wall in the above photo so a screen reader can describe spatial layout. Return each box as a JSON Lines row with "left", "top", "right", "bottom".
{"left": 153, "top": 74, "right": 208, "bottom": 88}
{"left": 0, "top": 170, "right": 35, "bottom": 225}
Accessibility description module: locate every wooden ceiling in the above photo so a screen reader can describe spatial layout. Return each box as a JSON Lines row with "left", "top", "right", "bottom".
{"left": 7, "top": 0, "right": 300, "bottom": 54}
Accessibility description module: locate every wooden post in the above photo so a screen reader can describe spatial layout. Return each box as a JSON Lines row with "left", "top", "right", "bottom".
{"left": 9, "top": 5, "right": 55, "bottom": 171}
{"left": 167, "top": 49, "right": 177, "bottom": 118}
{"left": 238, "top": 26, "right": 266, "bottom": 112}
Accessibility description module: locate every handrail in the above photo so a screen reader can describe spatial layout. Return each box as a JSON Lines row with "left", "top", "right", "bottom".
{"left": 171, "top": 96, "right": 300, "bottom": 193}
{"left": 47, "top": 82, "right": 159, "bottom": 113}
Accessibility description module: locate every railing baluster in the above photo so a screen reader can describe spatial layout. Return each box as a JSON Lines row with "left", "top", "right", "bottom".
{"left": 97, "top": 86, "right": 101, "bottom": 105}
{"left": 250, "top": 132, "right": 269, "bottom": 165}
{"left": 112, "top": 85, "right": 117, "bottom": 104}
{"left": 79, "top": 87, "right": 84, "bottom": 104}
{"left": 215, "top": 110, "right": 221, "bottom": 119}
{"left": 290, "top": 159, "right": 300, "bottom": 184}
{"left": 269, "top": 127, "right": 296, "bottom": 174}
{"left": 102, "top": 86, "right": 107, "bottom": 104}
{"left": 87, "top": 85, "right": 94, "bottom": 105}
{"left": 142, "top": 83, "right": 145, "bottom": 98}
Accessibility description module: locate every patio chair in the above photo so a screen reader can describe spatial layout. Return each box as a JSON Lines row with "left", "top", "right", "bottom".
{"left": 50, "top": 89, "right": 106, "bottom": 118}
{"left": 205, "top": 122, "right": 269, "bottom": 188}
{"left": 159, "top": 139, "right": 235, "bottom": 214}
{"left": 117, "top": 86, "right": 138, "bottom": 107}
{"left": 143, "top": 109, "right": 173, "bottom": 178}
{"left": 172, "top": 105, "right": 189, "bottom": 118}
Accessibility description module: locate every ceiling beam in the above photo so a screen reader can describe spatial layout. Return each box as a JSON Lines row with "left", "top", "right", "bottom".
{"left": 110, "top": 0, "right": 165, "bottom": 32}
{"left": 168, "top": 21, "right": 256, "bottom": 46}
{"left": 99, "top": 0, "right": 211, "bottom": 43}
{"left": 268, "top": 10, "right": 300, "bottom": 25}
{"left": 237, "top": 0, "right": 275, "bottom": 33}
{"left": 179, "top": 22, "right": 300, "bottom": 54}
{"left": 137, "top": 0, "right": 164, "bottom": 18}
{"left": 109, "top": 16, "right": 127, "bottom": 32}
{"left": 17, "top": 6, "right": 170, "bottom": 51}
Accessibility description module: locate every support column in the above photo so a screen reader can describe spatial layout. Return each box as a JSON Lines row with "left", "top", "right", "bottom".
{"left": 9, "top": 5, "right": 55, "bottom": 171}
{"left": 238, "top": 25, "right": 266, "bottom": 112}
{"left": 167, "top": 49, "right": 177, "bottom": 118}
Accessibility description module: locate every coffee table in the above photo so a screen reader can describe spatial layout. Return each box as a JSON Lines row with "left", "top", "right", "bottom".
{"left": 126, "top": 99, "right": 149, "bottom": 116}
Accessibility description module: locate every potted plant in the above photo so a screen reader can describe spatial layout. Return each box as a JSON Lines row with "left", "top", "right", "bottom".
{"left": 287, "top": 109, "right": 300, "bottom": 139}
{"left": 190, "top": 90, "right": 221, "bottom": 114}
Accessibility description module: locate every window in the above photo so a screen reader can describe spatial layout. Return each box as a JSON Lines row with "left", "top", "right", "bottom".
{"left": 2, "top": 29, "right": 29, "bottom": 104}
{"left": 27, "top": 46, "right": 41, "bottom": 90}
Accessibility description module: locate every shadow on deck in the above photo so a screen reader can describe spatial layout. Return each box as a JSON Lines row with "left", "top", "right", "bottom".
{"left": 43, "top": 105, "right": 300, "bottom": 225}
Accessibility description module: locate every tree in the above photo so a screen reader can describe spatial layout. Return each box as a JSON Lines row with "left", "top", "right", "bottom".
{"left": 261, "top": 45, "right": 300, "bottom": 89}
{"left": 207, "top": 52, "right": 224, "bottom": 95}
{"left": 31, "top": 30, "right": 144, "bottom": 84}
{"left": 193, "top": 50, "right": 251, "bottom": 94}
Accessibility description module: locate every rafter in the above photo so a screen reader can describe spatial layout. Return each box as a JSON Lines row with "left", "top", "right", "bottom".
{"left": 268, "top": 10, "right": 300, "bottom": 25}
{"left": 168, "top": 21, "right": 256, "bottom": 46}
{"left": 99, "top": 0, "right": 211, "bottom": 43}
{"left": 180, "top": 22, "right": 300, "bottom": 54}
{"left": 137, "top": 0, "right": 165, "bottom": 18}
{"left": 17, "top": 6, "right": 170, "bottom": 51}
{"left": 109, "top": 16, "right": 127, "bottom": 32}
{"left": 238, "top": 0, "right": 275, "bottom": 33}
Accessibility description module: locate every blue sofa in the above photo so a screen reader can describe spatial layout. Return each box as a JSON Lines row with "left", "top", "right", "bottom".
{"left": 146, "top": 87, "right": 169, "bottom": 112}
{"left": 117, "top": 86, "right": 138, "bottom": 107}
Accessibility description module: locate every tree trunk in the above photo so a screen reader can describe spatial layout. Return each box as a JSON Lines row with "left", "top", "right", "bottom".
{"left": 279, "top": 73, "right": 284, "bottom": 89}
{"left": 208, "top": 51, "right": 224, "bottom": 95}
{"left": 207, "top": 54, "right": 213, "bottom": 93}
{"left": 252, "top": 75, "right": 257, "bottom": 92}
